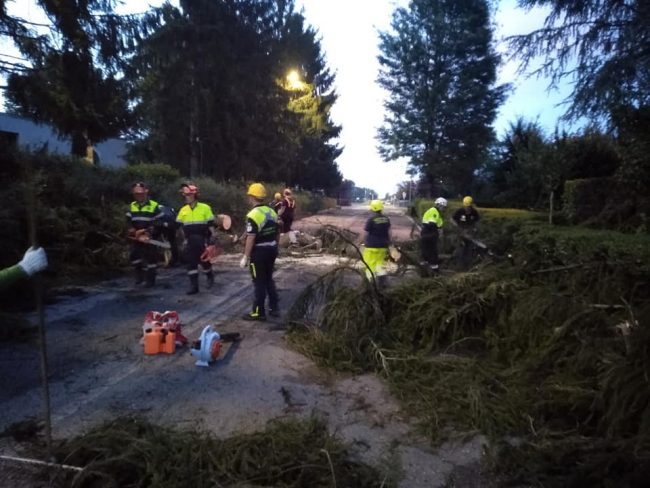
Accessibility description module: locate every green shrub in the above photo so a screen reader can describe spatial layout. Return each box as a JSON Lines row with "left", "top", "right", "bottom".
{"left": 119, "top": 163, "right": 180, "bottom": 192}
{"left": 563, "top": 178, "right": 613, "bottom": 223}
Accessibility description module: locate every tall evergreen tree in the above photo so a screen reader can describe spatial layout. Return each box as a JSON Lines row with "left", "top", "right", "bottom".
{"left": 377, "top": 0, "right": 506, "bottom": 193}
{"left": 129, "top": 0, "right": 341, "bottom": 192}
{"left": 1, "top": 0, "right": 140, "bottom": 156}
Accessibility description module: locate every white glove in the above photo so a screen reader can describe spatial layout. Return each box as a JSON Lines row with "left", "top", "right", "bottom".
{"left": 239, "top": 255, "right": 250, "bottom": 268}
{"left": 18, "top": 246, "right": 48, "bottom": 276}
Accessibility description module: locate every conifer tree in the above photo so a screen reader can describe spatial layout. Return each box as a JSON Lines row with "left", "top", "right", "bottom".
{"left": 377, "top": 0, "right": 506, "bottom": 193}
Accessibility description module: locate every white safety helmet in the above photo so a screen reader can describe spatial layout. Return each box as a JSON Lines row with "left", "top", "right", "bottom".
{"left": 434, "top": 197, "right": 448, "bottom": 208}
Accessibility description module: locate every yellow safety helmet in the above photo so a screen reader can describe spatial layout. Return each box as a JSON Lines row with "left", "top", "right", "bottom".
{"left": 463, "top": 196, "right": 473, "bottom": 207}
{"left": 370, "top": 199, "right": 384, "bottom": 212}
{"left": 247, "top": 182, "right": 267, "bottom": 199}
{"left": 274, "top": 192, "right": 282, "bottom": 200}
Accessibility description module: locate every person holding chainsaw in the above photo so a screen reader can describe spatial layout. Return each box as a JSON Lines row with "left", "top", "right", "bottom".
{"left": 239, "top": 183, "right": 280, "bottom": 321}
{"left": 176, "top": 184, "right": 215, "bottom": 295}
{"left": 0, "top": 247, "right": 48, "bottom": 290}
{"left": 452, "top": 196, "right": 481, "bottom": 269}
{"left": 420, "top": 197, "right": 448, "bottom": 274}
{"left": 126, "top": 182, "right": 163, "bottom": 287}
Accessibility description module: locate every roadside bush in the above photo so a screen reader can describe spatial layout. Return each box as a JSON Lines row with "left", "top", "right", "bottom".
{"left": 563, "top": 177, "right": 613, "bottom": 223}
{"left": 118, "top": 163, "right": 181, "bottom": 195}
{"left": 0, "top": 148, "right": 333, "bottom": 297}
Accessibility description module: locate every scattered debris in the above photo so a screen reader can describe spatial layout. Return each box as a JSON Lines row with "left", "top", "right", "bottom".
{"left": 48, "top": 417, "right": 390, "bottom": 487}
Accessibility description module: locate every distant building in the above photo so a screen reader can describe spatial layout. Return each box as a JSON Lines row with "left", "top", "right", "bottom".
{"left": 0, "top": 112, "right": 128, "bottom": 168}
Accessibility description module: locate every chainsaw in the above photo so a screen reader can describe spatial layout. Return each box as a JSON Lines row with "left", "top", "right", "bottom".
{"left": 128, "top": 229, "right": 171, "bottom": 249}
{"left": 200, "top": 244, "right": 223, "bottom": 263}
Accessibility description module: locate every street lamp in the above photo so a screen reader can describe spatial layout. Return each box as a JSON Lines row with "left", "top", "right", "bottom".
{"left": 286, "top": 70, "right": 305, "bottom": 90}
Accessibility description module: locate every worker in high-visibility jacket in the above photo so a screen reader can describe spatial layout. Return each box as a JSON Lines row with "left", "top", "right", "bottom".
{"left": 452, "top": 196, "right": 481, "bottom": 269}
{"left": 359, "top": 200, "right": 391, "bottom": 285}
{"left": 239, "top": 183, "right": 280, "bottom": 321}
{"left": 420, "top": 197, "right": 448, "bottom": 273}
{"left": 176, "top": 184, "right": 215, "bottom": 295}
{"left": 126, "top": 182, "right": 162, "bottom": 287}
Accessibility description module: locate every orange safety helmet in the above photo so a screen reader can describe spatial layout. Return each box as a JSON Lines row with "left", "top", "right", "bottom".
{"left": 132, "top": 182, "right": 149, "bottom": 194}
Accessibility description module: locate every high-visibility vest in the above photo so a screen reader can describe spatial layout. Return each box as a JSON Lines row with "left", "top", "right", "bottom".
{"left": 422, "top": 207, "right": 443, "bottom": 232}
{"left": 246, "top": 205, "right": 278, "bottom": 245}
{"left": 127, "top": 199, "right": 161, "bottom": 230}
{"left": 176, "top": 202, "right": 214, "bottom": 237}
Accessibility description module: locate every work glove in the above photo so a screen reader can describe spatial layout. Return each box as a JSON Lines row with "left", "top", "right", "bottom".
{"left": 18, "top": 246, "right": 48, "bottom": 276}
{"left": 239, "top": 255, "right": 250, "bottom": 268}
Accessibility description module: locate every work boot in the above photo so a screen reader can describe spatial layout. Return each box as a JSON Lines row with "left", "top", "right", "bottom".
{"left": 134, "top": 267, "right": 144, "bottom": 285}
{"left": 144, "top": 268, "right": 156, "bottom": 288}
{"left": 206, "top": 271, "right": 214, "bottom": 289}
{"left": 186, "top": 274, "right": 199, "bottom": 295}
{"left": 242, "top": 309, "right": 266, "bottom": 321}
{"left": 268, "top": 309, "right": 280, "bottom": 318}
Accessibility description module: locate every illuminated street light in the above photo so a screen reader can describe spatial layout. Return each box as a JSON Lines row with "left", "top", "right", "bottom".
{"left": 286, "top": 70, "right": 305, "bottom": 90}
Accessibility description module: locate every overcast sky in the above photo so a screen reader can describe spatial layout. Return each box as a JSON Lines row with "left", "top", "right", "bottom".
{"left": 1, "top": 0, "right": 572, "bottom": 196}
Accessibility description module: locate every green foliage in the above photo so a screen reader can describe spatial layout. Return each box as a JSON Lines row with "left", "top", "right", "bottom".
{"left": 1, "top": 0, "right": 140, "bottom": 154}
{"left": 563, "top": 178, "right": 613, "bottom": 224}
{"left": 0, "top": 148, "right": 333, "bottom": 299}
{"left": 53, "top": 416, "right": 392, "bottom": 488}
{"left": 119, "top": 163, "right": 181, "bottom": 194}
{"left": 377, "top": 0, "right": 506, "bottom": 192}
{"left": 129, "top": 0, "right": 342, "bottom": 192}
{"left": 563, "top": 129, "right": 621, "bottom": 180}
{"left": 483, "top": 118, "right": 558, "bottom": 208}
{"left": 513, "top": 223, "right": 650, "bottom": 275}
{"left": 478, "top": 120, "right": 633, "bottom": 229}
{"left": 288, "top": 217, "right": 650, "bottom": 484}
{"left": 508, "top": 0, "right": 650, "bottom": 122}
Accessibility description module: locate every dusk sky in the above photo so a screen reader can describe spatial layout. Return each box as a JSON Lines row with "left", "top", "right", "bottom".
{"left": 1, "top": 0, "right": 575, "bottom": 196}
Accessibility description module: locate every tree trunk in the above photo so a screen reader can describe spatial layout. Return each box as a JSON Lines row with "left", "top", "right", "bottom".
{"left": 549, "top": 189, "right": 555, "bottom": 225}
{"left": 189, "top": 81, "right": 199, "bottom": 178}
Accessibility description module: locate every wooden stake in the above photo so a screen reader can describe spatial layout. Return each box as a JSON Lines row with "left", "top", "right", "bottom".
{"left": 23, "top": 158, "right": 53, "bottom": 458}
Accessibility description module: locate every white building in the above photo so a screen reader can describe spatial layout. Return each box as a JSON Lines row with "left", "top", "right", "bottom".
{"left": 0, "top": 112, "right": 128, "bottom": 168}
